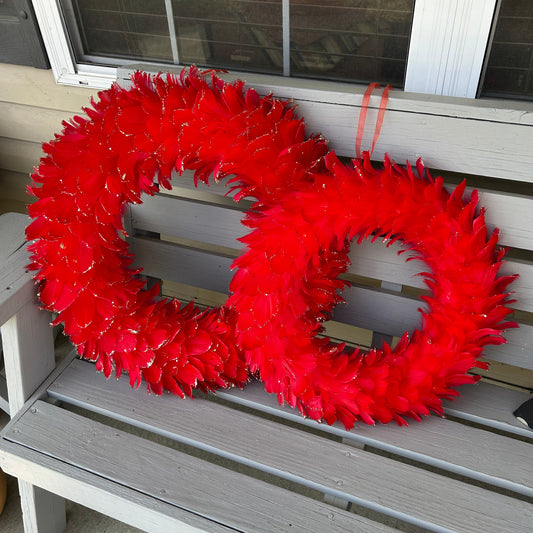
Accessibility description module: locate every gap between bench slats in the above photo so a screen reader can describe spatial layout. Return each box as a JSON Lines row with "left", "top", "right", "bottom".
{"left": 130, "top": 236, "right": 533, "bottom": 370}
{"left": 44, "top": 358, "right": 533, "bottom": 532}
{"left": 3, "top": 401, "right": 385, "bottom": 533}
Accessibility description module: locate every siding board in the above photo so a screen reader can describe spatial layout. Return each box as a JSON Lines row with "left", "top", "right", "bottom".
{"left": 0, "top": 137, "right": 43, "bottom": 175}
{"left": 0, "top": 64, "right": 97, "bottom": 212}
{"left": 0, "top": 63, "right": 96, "bottom": 112}
{"left": 0, "top": 101, "right": 77, "bottom": 144}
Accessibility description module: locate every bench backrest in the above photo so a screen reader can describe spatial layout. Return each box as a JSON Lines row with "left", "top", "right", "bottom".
{"left": 120, "top": 67, "right": 533, "bottom": 391}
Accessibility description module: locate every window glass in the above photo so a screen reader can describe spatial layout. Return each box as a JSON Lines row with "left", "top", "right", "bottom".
{"left": 65, "top": 0, "right": 284, "bottom": 73}
{"left": 480, "top": 0, "right": 533, "bottom": 100}
{"left": 171, "top": 0, "right": 283, "bottom": 73}
{"left": 290, "top": 0, "right": 413, "bottom": 86}
{"left": 70, "top": 1, "right": 173, "bottom": 63}
{"left": 62, "top": 0, "right": 413, "bottom": 84}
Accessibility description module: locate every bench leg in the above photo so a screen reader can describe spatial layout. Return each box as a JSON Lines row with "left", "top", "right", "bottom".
{"left": 1, "top": 303, "right": 57, "bottom": 413}
{"left": 19, "top": 482, "right": 66, "bottom": 533}
{"left": 1, "top": 302, "right": 67, "bottom": 532}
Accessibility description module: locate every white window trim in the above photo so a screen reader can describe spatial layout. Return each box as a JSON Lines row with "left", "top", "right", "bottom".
{"left": 34, "top": 0, "right": 500, "bottom": 98}
{"left": 404, "top": 0, "right": 497, "bottom": 98}
{"left": 32, "top": 0, "right": 116, "bottom": 89}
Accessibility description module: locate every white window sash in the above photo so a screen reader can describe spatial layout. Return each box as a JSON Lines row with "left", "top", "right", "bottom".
{"left": 32, "top": 0, "right": 116, "bottom": 89}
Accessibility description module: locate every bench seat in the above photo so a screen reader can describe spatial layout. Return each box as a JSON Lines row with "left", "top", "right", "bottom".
{"left": 0, "top": 351, "right": 531, "bottom": 532}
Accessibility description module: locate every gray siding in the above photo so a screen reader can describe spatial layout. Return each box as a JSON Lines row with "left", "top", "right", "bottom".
{"left": 0, "top": 63, "right": 96, "bottom": 213}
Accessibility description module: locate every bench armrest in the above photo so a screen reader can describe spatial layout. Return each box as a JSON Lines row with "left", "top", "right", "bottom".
{"left": 0, "top": 214, "right": 55, "bottom": 416}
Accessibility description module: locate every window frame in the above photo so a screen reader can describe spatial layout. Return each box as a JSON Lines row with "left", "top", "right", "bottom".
{"left": 34, "top": 0, "right": 499, "bottom": 97}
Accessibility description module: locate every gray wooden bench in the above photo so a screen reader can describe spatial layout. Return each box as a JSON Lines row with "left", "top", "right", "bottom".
{"left": 0, "top": 71, "right": 532, "bottom": 532}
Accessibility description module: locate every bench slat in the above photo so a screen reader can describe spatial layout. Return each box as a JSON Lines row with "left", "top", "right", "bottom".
{"left": 131, "top": 195, "right": 533, "bottom": 313}
{"left": 132, "top": 184, "right": 533, "bottom": 250}
{"left": 335, "top": 290, "right": 533, "bottom": 369}
{"left": 4, "top": 399, "right": 392, "bottom": 533}
{"left": 45, "top": 359, "right": 533, "bottom": 532}
{"left": 132, "top": 194, "right": 246, "bottom": 250}
{"left": 218, "top": 377, "right": 533, "bottom": 440}
{"left": 291, "top": 99, "right": 533, "bottom": 183}
{"left": 131, "top": 236, "right": 533, "bottom": 370}
{"left": 131, "top": 236, "right": 235, "bottom": 292}
{"left": 119, "top": 66, "right": 533, "bottom": 183}
{"left": 0, "top": 440, "right": 236, "bottom": 533}
{"left": 477, "top": 190, "right": 533, "bottom": 252}
{"left": 141, "top": 172, "right": 533, "bottom": 251}
{"left": 442, "top": 381, "right": 533, "bottom": 435}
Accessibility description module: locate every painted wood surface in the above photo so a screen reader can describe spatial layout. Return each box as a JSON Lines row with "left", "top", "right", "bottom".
{"left": 0, "top": 137, "right": 42, "bottom": 175}
{"left": 2, "top": 62, "right": 532, "bottom": 212}
{"left": 442, "top": 381, "right": 533, "bottom": 435}
{"left": 131, "top": 194, "right": 533, "bottom": 313}
{"left": 0, "top": 63, "right": 96, "bottom": 112}
{"left": 1, "top": 62, "right": 532, "bottom": 533}
{"left": 131, "top": 184, "right": 533, "bottom": 315}
{"left": 4, "top": 400, "right": 396, "bottom": 533}
{"left": 0, "top": 213, "right": 27, "bottom": 261}
{"left": 0, "top": 234, "right": 35, "bottom": 326}
{"left": 140, "top": 173, "right": 533, "bottom": 252}
{"left": 6, "top": 398, "right": 531, "bottom": 533}
{"left": 0, "top": 439, "right": 237, "bottom": 533}
{"left": 49, "top": 358, "right": 533, "bottom": 500}
{"left": 130, "top": 235, "right": 533, "bottom": 370}
{"left": 0, "top": 64, "right": 96, "bottom": 214}
{"left": 0, "top": 213, "right": 28, "bottom": 413}
{"left": 219, "top": 374, "right": 533, "bottom": 440}
{"left": 128, "top": 170, "right": 533, "bottom": 375}
{"left": 0, "top": 171, "right": 31, "bottom": 214}
{"left": 116, "top": 65, "right": 533, "bottom": 183}
{"left": 0, "top": 101, "right": 76, "bottom": 145}
{"left": 0, "top": 212, "right": 67, "bottom": 531}
{"left": 16, "top": 482, "right": 66, "bottom": 533}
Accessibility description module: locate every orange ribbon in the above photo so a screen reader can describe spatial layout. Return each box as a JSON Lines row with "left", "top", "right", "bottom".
{"left": 355, "top": 83, "right": 391, "bottom": 159}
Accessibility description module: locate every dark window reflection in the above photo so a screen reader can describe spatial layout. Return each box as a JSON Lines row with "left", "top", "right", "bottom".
{"left": 481, "top": 0, "right": 533, "bottom": 100}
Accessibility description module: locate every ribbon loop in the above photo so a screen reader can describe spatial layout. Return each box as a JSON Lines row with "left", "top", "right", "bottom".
{"left": 355, "top": 83, "right": 391, "bottom": 159}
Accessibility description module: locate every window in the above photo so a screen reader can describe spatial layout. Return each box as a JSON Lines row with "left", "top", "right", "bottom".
{"left": 32, "top": 0, "right": 533, "bottom": 103}
{"left": 289, "top": 1, "right": 413, "bottom": 86}
{"left": 480, "top": 0, "right": 533, "bottom": 100}
{"left": 60, "top": 0, "right": 415, "bottom": 87}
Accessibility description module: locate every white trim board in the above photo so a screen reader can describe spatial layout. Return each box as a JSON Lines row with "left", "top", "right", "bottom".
{"left": 405, "top": 0, "right": 497, "bottom": 98}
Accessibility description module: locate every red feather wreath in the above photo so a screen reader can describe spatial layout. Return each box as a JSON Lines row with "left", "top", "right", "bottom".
{"left": 27, "top": 67, "right": 518, "bottom": 428}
